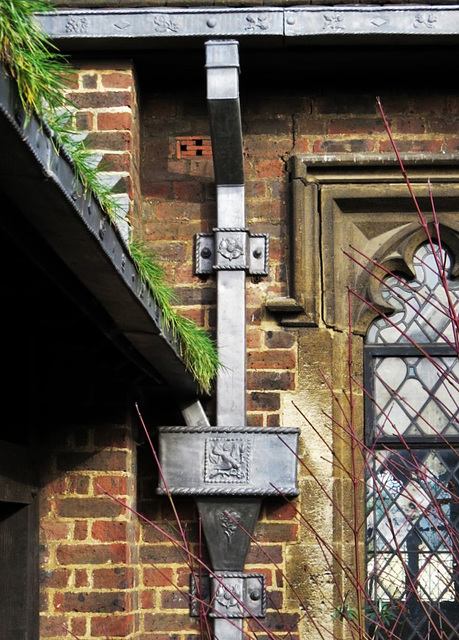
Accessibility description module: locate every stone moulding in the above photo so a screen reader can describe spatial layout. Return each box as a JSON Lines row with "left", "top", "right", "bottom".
{"left": 277, "top": 154, "right": 459, "bottom": 333}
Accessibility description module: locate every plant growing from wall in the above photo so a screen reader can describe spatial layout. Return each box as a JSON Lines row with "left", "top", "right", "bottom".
{"left": 0, "top": 0, "right": 219, "bottom": 393}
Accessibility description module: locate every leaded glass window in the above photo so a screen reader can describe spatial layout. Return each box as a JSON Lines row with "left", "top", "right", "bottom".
{"left": 365, "top": 243, "right": 459, "bottom": 640}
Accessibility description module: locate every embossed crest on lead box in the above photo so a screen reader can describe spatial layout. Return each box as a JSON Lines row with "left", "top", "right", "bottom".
{"left": 204, "top": 437, "right": 251, "bottom": 483}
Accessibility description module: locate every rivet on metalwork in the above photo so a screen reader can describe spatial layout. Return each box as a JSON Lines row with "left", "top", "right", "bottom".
{"left": 201, "top": 247, "right": 212, "bottom": 259}
{"left": 250, "top": 590, "right": 261, "bottom": 601}
{"left": 207, "top": 18, "right": 217, "bottom": 28}
{"left": 286, "top": 15, "right": 296, "bottom": 25}
{"left": 253, "top": 249, "right": 262, "bottom": 259}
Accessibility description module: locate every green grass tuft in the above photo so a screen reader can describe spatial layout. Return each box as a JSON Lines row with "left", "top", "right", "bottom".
{"left": 0, "top": 0, "right": 219, "bottom": 393}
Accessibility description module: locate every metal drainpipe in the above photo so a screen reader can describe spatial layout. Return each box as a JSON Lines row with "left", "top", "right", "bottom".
{"left": 206, "top": 39, "right": 247, "bottom": 428}
{"left": 206, "top": 40, "right": 249, "bottom": 640}
{"left": 157, "top": 40, "right": 299, "bottom": 640}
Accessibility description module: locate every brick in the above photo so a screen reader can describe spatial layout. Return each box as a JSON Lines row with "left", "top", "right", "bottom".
{"left": 74, "top": 520, "right": 88, "bottom": 541}
{"left": 65, "top": 90, "right": 132, "bottom": 109}
{"left": 70, "top": 617, "right": 87, "bottom": 638}
{"left": 266, "top": 413, "right": 280, "bottom": 427}
{"left": 92, "top": 520, "right": 127, "bottom": 542}
{"left": 82, "top": 73, "right": 98, "bottom": 89}
{"left": 313, "top": 138, "right": 376, "bottom": 153}
{"left": 39, "top": 615, "right": 67, "bottom": 637}
{"left": 172, "top": 181, "right": 205, "bottom": 202}
{"left": 247, "top": 350, "right": 295, "bottom": 370}
{"left": 265, "top": 330, "right": 295, "bottom": 349}
{"left": 101, "top": 73, "right": 133, "bottom": 89}
{"left": 247, "top": 371, "right": 295, "bottom": 391}
{"left": 85, "top": 130, "right": 132, "bottom": 152}
{"left": 40, "top": 520, "right": 71, "bottom": 541}
{"left": 246, "top": 544, "right": 283, "bottom": 564}
{"left": 247, "top": 392, "right": 280, "bottom": 412}
{"left": 254, "top": 523, "right": 298, "bottom": 543}
{"left": 143, "top": 567, "right": 174, "bottom": 588}
{"left": 394, "top": 117, "right": 426, "bottom": 134}
{"left": 97, "top": 111, "right": 132, "bottom": 131}
{"left": 94, "top": 567, "right": 134, "bottom": 589}
{"left": 74, "top": 111, "right": 94, "bottom": 131}
{"left": 247, "top": 413, "right": 264, "bottom": 427}
{"left": 56, "top": 543, "right": 127, "bottom": 565}
{"left": 143, "top": 613, "right": 196, "bottom": 632}
{"left": 69, "top": 474, "right": 90, "bottom": 494}
{"left": 98, "top": 153, "right": 131, "bottom": 172}
{"left": 161, "top": 590, "right": 188, "bottom": 609}
{"left": 75, "top": 569, "right": 90, "bottom": 588}
{"left": 327, "top": 117, "right": 383, "bottom": 135}
{"left": 255, "top": 159, "right": 285, "bottom": 179}
{"left": 56, "top": 497, "right": 123, "bottom": 518}
{"left": 57, "top": 450, "right": 129, "bottom": 472}
{"left": 379, "top": 139, "right": 442, "bottom": 153}
{"left": 140, "top": 544, "right": 188, "bottom": 565}
{"left": 264, "top": 500, "right": 297, "bottom": 521}
{"left": 40, "top": 568, "right": 71, "bottom": 588}
{"left": 94, "top": 475, "right": 128, "bottom": 496}
{"left": 91, "top": 614, "right": 134, "bottom": 637}
{"left": 60, "top": 591, "right": 126, "bottom": 613}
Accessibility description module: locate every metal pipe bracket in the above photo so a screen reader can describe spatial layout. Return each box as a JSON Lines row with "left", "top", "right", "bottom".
{"left": 196, "top": 229, "right": 269, "bottom": 276}
{"left": 190, "top": 572, "right": 266, "bottom": 618}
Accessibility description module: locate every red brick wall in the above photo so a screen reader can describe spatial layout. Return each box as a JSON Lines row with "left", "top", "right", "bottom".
{"left": 38, "top": 48, "right": 459, "bottom": 639}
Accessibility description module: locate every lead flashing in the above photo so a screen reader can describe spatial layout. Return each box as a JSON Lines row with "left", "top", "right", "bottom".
{"left": 37, "top": 6, "right": 459, "bottom": 49}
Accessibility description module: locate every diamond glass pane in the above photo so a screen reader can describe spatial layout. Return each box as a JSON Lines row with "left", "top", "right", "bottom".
{"left": 367, "top": 450, "right": 459, "bottom": 639}
{"left": 366, "top": 244, "right": 459, "bottom": 346}
{"left": 373, "top": 355, "right": 459, "bottom": 437}
{"left": 366, "top": 244, "right": 459, "bottom": 639}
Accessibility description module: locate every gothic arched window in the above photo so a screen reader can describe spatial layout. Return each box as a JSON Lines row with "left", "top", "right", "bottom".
{"left": 365, "top": 242, "right": 459, "bottom": 640}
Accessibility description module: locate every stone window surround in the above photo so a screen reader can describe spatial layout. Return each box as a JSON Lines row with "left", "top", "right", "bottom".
{"left": 267, "top": 153, "right": 459, "bottom": 333}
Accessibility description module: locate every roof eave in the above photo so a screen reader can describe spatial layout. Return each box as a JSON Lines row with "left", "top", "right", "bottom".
{"left": 0, "top": 65, "right": 199, "bottom": 396}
